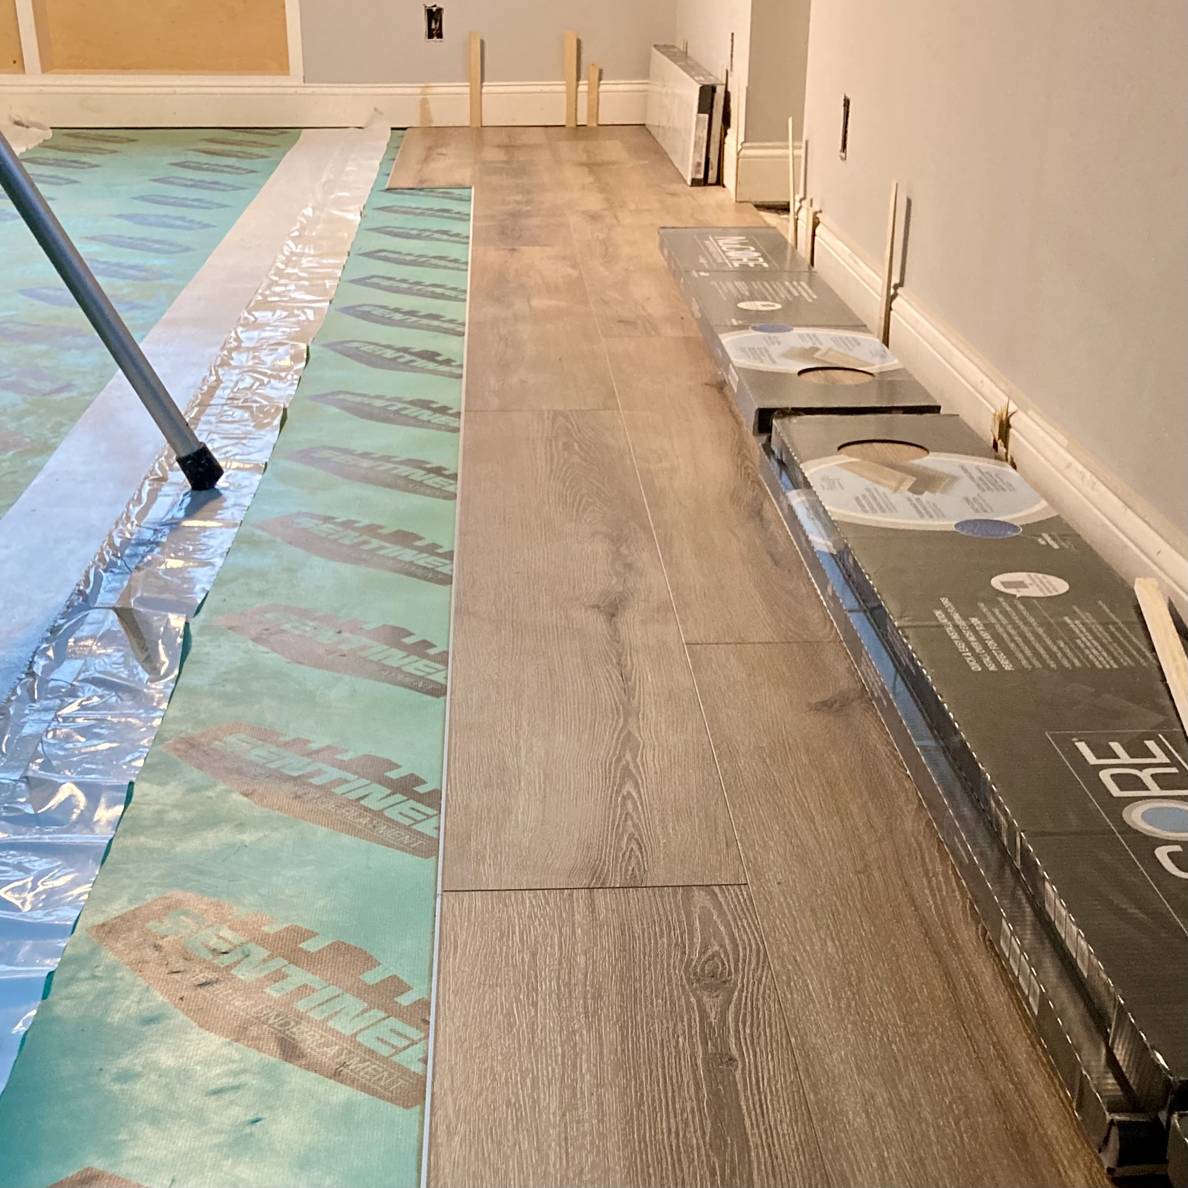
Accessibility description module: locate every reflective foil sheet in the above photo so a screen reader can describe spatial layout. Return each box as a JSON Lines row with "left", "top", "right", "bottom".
{"left": 0, "top": 125, "right": 391, "bottom": 1086}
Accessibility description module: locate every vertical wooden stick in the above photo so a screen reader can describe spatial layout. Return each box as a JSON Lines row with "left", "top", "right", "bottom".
{"left": 878, "top": 180, "right": 899, "bottom": 345}
{"left": 803, "top": 198, "right": 817, "bottom": 266}
{"left": 587, "top": 63, "right": 601, "bottom": 127}
{"left": 564, "top": 32, "right": 579, "bottom": 128}
{"left": 787, "top": 117, "right": 797, "bottom": 248}
{"left": 1135, "top": 578, "right": 1188, "bottom": 735}
{"left": 468, "top": 32, "right": 482, "bottom": 129}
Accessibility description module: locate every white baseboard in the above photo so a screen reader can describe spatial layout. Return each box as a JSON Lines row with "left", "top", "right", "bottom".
{"left": 0, "top": 77, "right": 648, "bottom": 128}
{"left": 733, "top": 139, "right": 800, "bottom": 204}
{"left": 810, "top": 215, "right": 1188, "bottom": 618}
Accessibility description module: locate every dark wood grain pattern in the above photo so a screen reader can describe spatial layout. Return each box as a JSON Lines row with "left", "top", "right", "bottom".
{"left": 430, "top": 886, "right": 830, "bottom": 1188}
{"left": 610, "top": 336, "right": 834, "bottom": 644}
{"left": 444, "top": 410, "right": 744, "bottom": 889}
{"left": 689, "top": 641, "right": 1110, "bottom": 1188}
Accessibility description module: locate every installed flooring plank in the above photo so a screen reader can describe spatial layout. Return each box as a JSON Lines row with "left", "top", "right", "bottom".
{"left": 610, "top": 336, "right": 834, "bottom": 644}
{"left": 689, "top": 641, "right": 1110, "bottom": 1188}
{"left": 444, "top": 410, "right": 744, "bottom": 890}
{"left": 386, "top": 126, "right": 478, "bottom": 188}
{"left": 571, "top": 220, "right": 701, "bottom": 338}
{"left": 466, "top": 244, "right": 617, "bottom": 411}
{"left": 429, "top": 885, "right": 830, "bottom": 1188}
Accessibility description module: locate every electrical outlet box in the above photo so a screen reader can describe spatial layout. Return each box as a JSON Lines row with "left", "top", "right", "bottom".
{"left": 425, "top": 5, "right": 443, "bottom": 40}
{"left": 840, "top": 94, "right": 851, "bottom": 160}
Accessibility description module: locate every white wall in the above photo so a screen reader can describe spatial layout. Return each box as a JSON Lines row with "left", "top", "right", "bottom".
{"left": 300, "top": 0, "right": 676, "bottom": 83}
{"left": 802, "top": 0, "right": 1187, "bottom": 546}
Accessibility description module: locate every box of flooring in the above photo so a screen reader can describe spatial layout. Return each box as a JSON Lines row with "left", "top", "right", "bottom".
{"left": 1171, "top": 1114, "right": 1188, "bottom": 1188}
{"left": 659, "top": 227, "right": 939, "bottom": 432}
{"left": 770, "top": 412, "right": 1188, "bottom": 1129}
{"left": 646, "top": 46, "right": 725, "bottom": 185}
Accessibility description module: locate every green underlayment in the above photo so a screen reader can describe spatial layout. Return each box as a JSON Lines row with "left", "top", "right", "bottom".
{"left": 0, "top": 132, "right": 472, "bottom": 1187}
{"left": 0, "top": 128, "right": 299, "bottom": 518}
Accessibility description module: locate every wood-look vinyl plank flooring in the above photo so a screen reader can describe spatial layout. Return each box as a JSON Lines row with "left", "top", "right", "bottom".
{"left": 689, "top": 641, "right": 1110, "bottom": 1188}
{"left": 443, "top": 410, "right": 744, "bottom": 890}
{"left": 386, "top": 126, "right": 478, "bottom": 188}
{"left": 609, "top": 336, "right": 835, "bottom": 644}
{"left": 465, "top": 244, "right": 617, "bottom": 411}
{"left": 418, "top": 125, "right": 1105, "bottom": 1188}
{"left": 429, "top": 885, "right": 830, "bottom": 1188}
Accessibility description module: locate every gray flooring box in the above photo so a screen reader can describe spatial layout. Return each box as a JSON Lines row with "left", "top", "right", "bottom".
{"left": 660, "top": 228, "right": 940, "bottom": 431}
{"left": 772, "top": 412, "right": 1188, "bottom": 1122}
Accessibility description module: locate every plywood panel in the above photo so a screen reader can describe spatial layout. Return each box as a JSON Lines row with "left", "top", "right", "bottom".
{"left": 33, "top": 0, "right": 288, "bottom": 74}
{"left": 689, "top": 640, "right": 1109, "bottom": 1188}
{"left": 443, "top": 410, "right": 744, "bottom": 890}
{"left": 430, "top": 885, "right": 829, "bottom": 1187}
{"left": 0, "top": 0, "right": 21, "bottom": 72}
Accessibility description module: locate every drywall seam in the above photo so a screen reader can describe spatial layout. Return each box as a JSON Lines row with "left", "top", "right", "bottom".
{"left": 0, "top": 77, "right": 649, "bottom": 127}
{"left": 810, "top": 215, "right": 1188, "bottom": 618}
{"left": 0, "top": 129, "right": 380, "bottom": 700}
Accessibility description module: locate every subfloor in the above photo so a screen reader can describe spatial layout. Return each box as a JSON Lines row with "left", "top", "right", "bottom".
{"left": 406, "top": 126, "right": 1108, "bottom": 1186}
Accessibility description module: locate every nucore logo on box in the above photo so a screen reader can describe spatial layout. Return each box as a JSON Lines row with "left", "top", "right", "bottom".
{"left": 1050, "top": 731, "right": 1188, "bottom": 882}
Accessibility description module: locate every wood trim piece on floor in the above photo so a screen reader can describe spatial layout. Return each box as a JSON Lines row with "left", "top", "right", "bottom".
{"left": 0, "top": 77, "right": 649, "bottom": 127}
{"left": 809, "top": 215, "right": 1188, "bottom": 619}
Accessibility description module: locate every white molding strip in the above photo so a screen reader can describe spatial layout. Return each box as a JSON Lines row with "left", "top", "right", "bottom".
{"left": 810, "top": 215, "right": 1188, "bottom": 617}
{"left": 0, "top": 78, "right": 649, "bottom": 128}
{"left": 12, "top": 0, "right": 41, "bottom": 75}
{"left": 734, "top": 138, "right": 801, "bottom": 204}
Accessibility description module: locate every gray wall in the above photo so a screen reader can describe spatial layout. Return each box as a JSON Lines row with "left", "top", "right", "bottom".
{"left": 745, "top": 0, "right": 809, "bottom": 143}
{"left": 803, "top": 0, "right": 1187, "bottom": 539}
{"left": 300, "top": 0, "right": 675, "bottom": 83}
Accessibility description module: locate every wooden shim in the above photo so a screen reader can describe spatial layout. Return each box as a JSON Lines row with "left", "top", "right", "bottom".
{"left": 787, "top": 117, "right": 797, "bottom": 248}
{"left": 1135, "top": 577, "right": 1188, "bottom": 736}
{"left": 587, "top": 63, "right": 601, "bottom": 127}
{"left": 802, "top": 198, "right": 816, "bottom": 266}
{"left": 468, "top": 32, "right": 482, "bottom": 128}
{"left": 564, "top": 31, "right": 579, "bottom": 128}
{"left": 879, "top": 180, "right": 899, "bottom": 345}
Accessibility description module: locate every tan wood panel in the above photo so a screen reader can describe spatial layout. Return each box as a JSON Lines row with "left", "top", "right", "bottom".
{"left": 430, "top": 885, "right": 830, "bottom": 1188}
{"left": 33, "top": 0, "right": 287, "bottom": 73}
{"left": 443, "top": 410, "right": 744, "bottom": 890}
{"left": 689, "top": 641, "right": 1110, "bottom": 1188}
{"left": 466, "top": 244, "right": 617, "bottom": 411}
{"left": 609, "top": 336, "right": 834, "bottom": 644}
{"left": 0, "top": 0, "right": 21, "bottom": 72}
{"left": 386, "top": 127, "right": 478, "bottom": 189}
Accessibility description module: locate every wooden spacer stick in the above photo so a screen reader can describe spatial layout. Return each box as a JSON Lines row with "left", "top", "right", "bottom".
{"left": 468, "top": 33, "right": 483, "bottom": 128}
{"left": 1135, "top": 578, "right": 1188, "bottom": 736}
{"left": 587, "top": 63, "right": 601, "bottom": 127}
{"left": 787, "top": 117, "right": 797, "bottom": 249}
{"left": 878, "top": 179, "right": 899, "bottom": 345}
{"left": 564, "top": 32, "right": 579, "bottom": 128}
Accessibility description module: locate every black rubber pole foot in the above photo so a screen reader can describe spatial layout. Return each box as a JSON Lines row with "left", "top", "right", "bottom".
{"left": 177, "top": 443, "right": 224, "bottom": 491}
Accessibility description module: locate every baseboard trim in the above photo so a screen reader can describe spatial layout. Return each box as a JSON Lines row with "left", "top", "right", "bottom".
{"left": 0, "top": 77, "right": 648, "bottom": 128}
{"left": 811, "top": 215, "right": 1188, "bottom": 617}
{"left": 733, "top": 139, "right": 799, "bottom": 204}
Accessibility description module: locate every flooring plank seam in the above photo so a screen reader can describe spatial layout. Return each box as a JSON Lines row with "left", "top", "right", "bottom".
{"left": 573, "top": 245, "right": 838, "bottom": 1179}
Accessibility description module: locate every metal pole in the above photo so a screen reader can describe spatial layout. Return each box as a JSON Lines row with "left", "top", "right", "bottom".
{"left": 0, "top": 130, "right": 222, "bottom": 490}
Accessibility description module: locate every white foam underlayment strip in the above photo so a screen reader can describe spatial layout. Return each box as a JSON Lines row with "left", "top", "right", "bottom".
{"left": 0, "top": 126, "right": 389, "bottom": 699}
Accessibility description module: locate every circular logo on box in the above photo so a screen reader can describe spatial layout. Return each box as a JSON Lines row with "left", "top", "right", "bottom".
{"left": 990, "top": 571, "right": 1070, "bottom": 598}
{"left": 802, "top": 450, "right": 1051, "bottom": 531}
{"left": 737, "top": 300, "right": 783, "bottom": 312}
